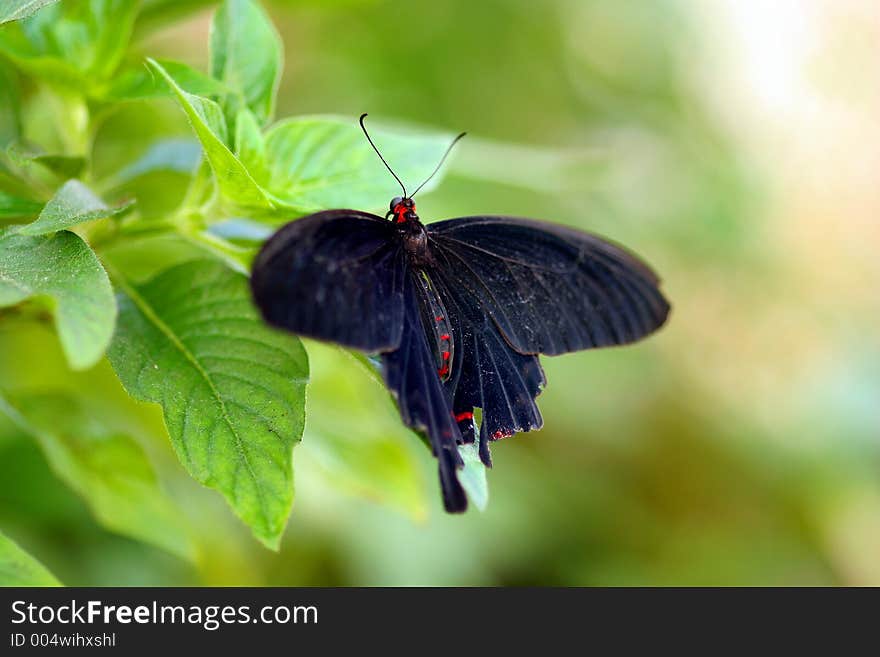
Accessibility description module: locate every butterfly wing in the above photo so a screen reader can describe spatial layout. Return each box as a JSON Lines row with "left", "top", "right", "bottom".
{"left": 430, "top": 261, "right": 546, "bottom": 467}
{"left": 426, "top": 215, "right": 669, "bottom": 470}
{"left": 251, "top": 210, "right": 406, "bottom": 351}
{"left": 381, "top": 270, "right": 467, "bottom": 512}
{"left": 251, "top": 210, "right": 466, "bottom": 510}
{"left": 427, "top": 216, "right": 670, "bottom": 356}
{"left": 252, "top": 211, "right": 670, "bottom": 513}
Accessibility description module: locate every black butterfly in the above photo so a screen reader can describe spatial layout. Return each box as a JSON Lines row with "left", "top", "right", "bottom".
{"left": 250, "top": 114, "right": 670, "bottom": 512}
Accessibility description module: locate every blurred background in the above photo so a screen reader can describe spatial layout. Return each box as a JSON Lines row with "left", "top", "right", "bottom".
{"left": 1, "top": 0, "right": 879, "bottom": 585}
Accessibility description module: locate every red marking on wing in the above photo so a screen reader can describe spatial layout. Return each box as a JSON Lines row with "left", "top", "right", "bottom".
{"left": 437, "top": 364, "right": 449, "bottom": 377}
{"left": 435, "top": 316, "right": 444, "bottom": 322}
{"left": 440, "top": 334, "right": 450, "bottom": 341}
{"left": 454, "top": 411, "right": 474, "bottom": 422}
{"left": 441, "top": 351, "right": 450, "bottom": 360}
{"left": 492, "top": 430, "right": 512, "bottom": 440}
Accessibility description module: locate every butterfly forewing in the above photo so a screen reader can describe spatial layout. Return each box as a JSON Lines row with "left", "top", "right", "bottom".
{"left": 251, "top": 204, "right": 671, "bottom": 515}
{"left": 250, "top": 210, "right": 406, "bottom": 351}
{"left": 427, "top": 216, "right": 670, "bottom": 356}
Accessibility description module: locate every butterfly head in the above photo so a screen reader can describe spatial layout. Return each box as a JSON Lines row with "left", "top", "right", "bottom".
{"left": 359, "top": 113, "right": 466, "bottom": 227}
{"left": 389, "top": 196, "right": 418, "bottom": 224}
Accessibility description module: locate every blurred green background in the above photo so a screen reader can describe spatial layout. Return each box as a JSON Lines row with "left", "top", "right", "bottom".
{"left": 2, "top": 0, "right": 879, "bottom": 585}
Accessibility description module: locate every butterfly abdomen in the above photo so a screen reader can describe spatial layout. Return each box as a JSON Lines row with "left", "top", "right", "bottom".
{"left": 413, "top": 270, "right": 454, "bottom": 382}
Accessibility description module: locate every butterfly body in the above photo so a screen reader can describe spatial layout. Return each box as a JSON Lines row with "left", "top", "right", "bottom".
{"left": 251, "top": 199, "right": 670, "bottom": 513}
{"left": 251, "top": 112, "right": 667, "bottom": 513}
{"left": 387, "top": 198, "right": 433, "bottom": 266}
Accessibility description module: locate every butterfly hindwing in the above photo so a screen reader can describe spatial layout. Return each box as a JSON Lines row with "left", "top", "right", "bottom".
{"left": 381, "top": 270, "right": 467, "bottom": 512}
{"left": 251, "top": 210, "right": 406, "bottom": 351}
{"left": 427, "top": 216, "right": 670, "bottom": 356}
{"left": 251, "top": 208, "right": 670, "bottom": 515}
{"left": 431, "top": 257, "right": 546, "bottom": 467}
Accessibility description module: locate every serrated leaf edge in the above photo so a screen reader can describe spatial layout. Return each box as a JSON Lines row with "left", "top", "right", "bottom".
{"left": 111, "top": 269, "right": 280, "bottom": 542}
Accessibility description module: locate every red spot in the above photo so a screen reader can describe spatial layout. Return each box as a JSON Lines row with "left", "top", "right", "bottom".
{"left": 454, "top": 411, "right": 474, "bottom": 422}
{"left": 441, "top": 351, "right": 450, "bottom": 360}
{"left": 393, "top": 204, "right": 408, "bottom": 223}
{"left": 492, "top": 430, "right": 512, "bottom": 440}
{"left": 435, "top": 315, "right": 444, "bottom": 322}
{"left": 440, "top": 334, "right": 450, "bottom": 341}
{"left": 437, "top": 364, "right": 449, "bottom": 377}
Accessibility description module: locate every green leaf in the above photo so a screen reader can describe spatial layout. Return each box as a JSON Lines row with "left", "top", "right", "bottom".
{"left": 147, "top": 59, "right": 229, "bottom": 143}
{"left": 178, "top": 228, "right": 255, "bottom": 275}
{"left": 263, "top": 116, "right": 456, "bottom": 213}
{"left": 0, "top": 189, "right": 41, "bottom": 218}
{"left": 29, "top": 154, "right": 87, "bottom": 179}
{"left": 0, "top": 228, "right": 116, "bottom": 370}
{"left": 0, "top": 0, "right": 140, "bottom": 89}
{"left": 0, "top": 530, "right": 60, "bottom": 586}
{"left": 234, "top": 108, "right": 269, "bottom": 183}
{"left": 0, "top": 0, "right": 59, "bottom": 25}
{"left": 0, "top": 392, "right": 195, "bottom": 560}
{"left": 147, "top": 58, "right": 273, "bottom": 210}
{"left": 101, "top": 59, "right": 229, "bottom": 102}
{"left": 101, "top": 231, "right": 210, "bottom": 282}
{"left": 457, "top": 439, "right": 489, "bottom": 511}
{"left": 107, "top": 139, "right": 202, "bottom": 188}
{"left": 5, "top": 142, "right": 85, "bottom": 178}
{"left": 107, "top": 260, "right": 308, "bottom": 548}
{"left": 210, "top": 0, "right": 282, "bottom": 126}
{"left": 180, "top": 157, "right": 216, "bottom": 211}
{"left": 19, "top": 179, "right": 133, "bottom": 235}
{"left": 450, "top": 137, "right": 604, "bottom": 193}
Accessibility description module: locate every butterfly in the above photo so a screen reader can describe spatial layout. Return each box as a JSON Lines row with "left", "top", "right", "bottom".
{"left": 250, "top": 114, "right": 670, "bottom": 513}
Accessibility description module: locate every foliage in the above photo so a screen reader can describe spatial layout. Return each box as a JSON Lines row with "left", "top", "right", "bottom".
{"left": 0, "top": 0, "right": 470, "bottom": 576}
{"left": 0, "top": 529, "right": 60, "bottom": 586}
{"left": 108, "top": 261, "right": 308, "bottom": 549}
{"left": 0, "top": 391, "right": 193, "bottom": 559}
{"left": 1, "top": 0, "right": 875, "bottom": 588}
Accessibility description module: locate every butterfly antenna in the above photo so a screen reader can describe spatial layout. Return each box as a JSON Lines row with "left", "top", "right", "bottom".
{"left": 360, "top": 113, "right": 407, "bottom": 198}
{"left": 410, "top": 131, "right": 466, "bottom": 198}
